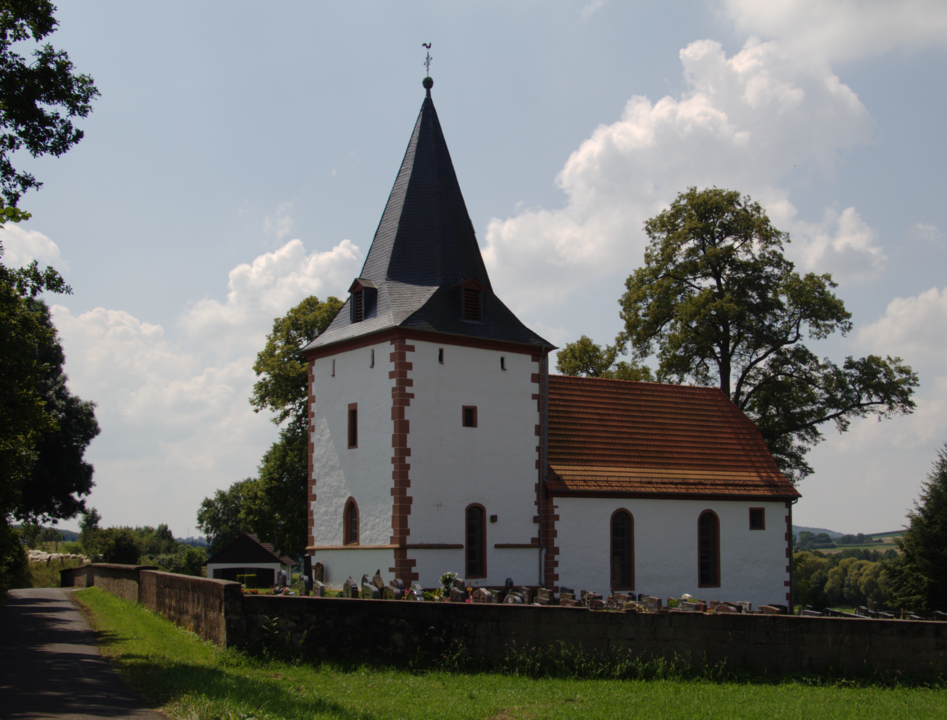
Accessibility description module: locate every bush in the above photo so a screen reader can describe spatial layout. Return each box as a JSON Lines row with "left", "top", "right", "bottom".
{"left": 0, "top": 522, "right": 30, "bottom": 595}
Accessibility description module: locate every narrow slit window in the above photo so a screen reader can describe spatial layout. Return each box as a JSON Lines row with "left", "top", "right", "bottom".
{"left": 331, "top": 358, "right": 335, "bottom": 377}
{"left": 462, "top": 406, "right": 477, "bottom": 428}
{"left": 500, "top": 356, "right": 506, "bottom": 370}
{"left": 370, "top": 349, "right": 375, "bottom": 368}
{"left": 347, "top": 403, "right": 358, "bottom": 449}
{"left": 438, "top": 348, "right": 444, "bottom": 364}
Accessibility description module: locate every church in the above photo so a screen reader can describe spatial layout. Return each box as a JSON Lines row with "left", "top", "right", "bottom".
{"left": 301, "top": 76, "right": 800, "bottom": 608}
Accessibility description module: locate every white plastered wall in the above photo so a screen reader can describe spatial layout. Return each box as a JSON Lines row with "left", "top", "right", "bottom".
{"left": 310, "top": 341, "right": 395, "bottom": 549}
{"left": 555, "top": 497, "right": 789, "bottom": 609}
{"left": 313, "top": 548, "right": 396, "bottom": 589}
{"left": 406, "top": 340, "right": 541, "bottom": 588}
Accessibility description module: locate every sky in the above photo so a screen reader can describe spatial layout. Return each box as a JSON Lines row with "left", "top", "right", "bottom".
{"left": 3, "top": 0, "right": 946, "bottom": 538}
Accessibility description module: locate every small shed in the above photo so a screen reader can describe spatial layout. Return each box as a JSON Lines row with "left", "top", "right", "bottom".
{"left": 205, "top": 533, "right": 295, "bottom": 588}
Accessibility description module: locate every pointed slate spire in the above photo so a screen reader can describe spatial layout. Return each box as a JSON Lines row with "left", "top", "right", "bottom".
{"left": 306, "top": 78, "right": 550, "bottom": 351}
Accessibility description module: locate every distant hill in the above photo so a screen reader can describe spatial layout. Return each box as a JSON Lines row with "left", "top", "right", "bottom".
{"left": 792, "top": 525, "right": 843, "bottom": 539}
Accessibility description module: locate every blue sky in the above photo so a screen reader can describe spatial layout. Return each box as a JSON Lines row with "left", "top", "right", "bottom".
{"left": 4, "top": 1, "right": 946, "bottom": 538}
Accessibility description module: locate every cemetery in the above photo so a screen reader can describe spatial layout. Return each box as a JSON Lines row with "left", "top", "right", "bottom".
{"left": 61, "top": 562, "right": 947, "bottom": 678}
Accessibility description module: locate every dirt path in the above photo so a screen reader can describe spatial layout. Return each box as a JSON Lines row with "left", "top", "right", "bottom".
{"left": 0, "top": 588, "right": 166, "bottom": 720}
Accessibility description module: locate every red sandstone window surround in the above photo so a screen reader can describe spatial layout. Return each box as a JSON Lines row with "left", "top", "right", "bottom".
{"left": 347, "top": 403, "right": 358, "bottom": 448}
{"left": 343, "top": 498, "right": 359, "bottom": 545}
{"left": 698, "top": 510, "right": 720, "bottom": 588}
{"left": 610, "top": 509, "right": 634, "bottom": 591}
{"left": 466, "top": 504, "right": 486, "bottom": 578}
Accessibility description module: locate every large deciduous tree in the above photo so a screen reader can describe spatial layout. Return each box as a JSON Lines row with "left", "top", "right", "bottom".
{"left": 196, "top": 479, "right": 253, "bottom": 555}
{"left": 616, "top": 187, "right": 916, "bottom": 482}
{"left": 0, "top": 0, "right": 99, "bottom": 206}
{"left": 887, "top": 442, "right": 947, "bottom": 612}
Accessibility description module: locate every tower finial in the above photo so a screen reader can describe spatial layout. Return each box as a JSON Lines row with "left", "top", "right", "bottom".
{"left": 422, "top": 44, "right": 433, "bottom": 97}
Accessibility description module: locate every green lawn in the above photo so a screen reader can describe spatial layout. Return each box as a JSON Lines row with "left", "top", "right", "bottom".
{"left": 73, "top": 587, "right": 947, "bottom": 720}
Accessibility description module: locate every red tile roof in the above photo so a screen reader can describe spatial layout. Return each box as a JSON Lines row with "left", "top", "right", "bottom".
{"left": 547, "top": 375, "right": 800, "bottom": 500}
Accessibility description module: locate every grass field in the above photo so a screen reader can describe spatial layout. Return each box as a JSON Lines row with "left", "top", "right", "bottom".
{"left": 71, "top": 587, "right": 947, "bottom": 720}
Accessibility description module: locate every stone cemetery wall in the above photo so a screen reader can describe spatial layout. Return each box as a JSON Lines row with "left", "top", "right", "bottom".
{"left": 138, "top": 570, "right": 244, "bottom": 647}
{"left": 90, "top": 564, "right": 158, "bottom": 604}
{"left": 240, "top": 596, "right": 947, "bottom": 676}
{"left": 60, "top": 563, "right": 93, "bottom": 588}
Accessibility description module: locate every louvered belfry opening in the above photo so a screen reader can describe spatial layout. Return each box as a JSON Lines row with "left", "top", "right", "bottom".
{"left": 463, "top": 287, "right": 481, "bottom": 322}
{"left": 352, "top": 290, "right": 364, "bottom": 323}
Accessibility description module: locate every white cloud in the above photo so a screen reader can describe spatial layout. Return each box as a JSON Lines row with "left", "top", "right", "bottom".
{"left": 0, "top": 224, "right": 68, "bottom": 271}
{"left": 856, "top": 286, "right": 947, "bottom": 362}
{"left": 484, "top": 37, "right": 874, "bottom": 314}
{"left": 908, "top": 223, "right": 944, "bottom": 247}
{"left": 179, "top": 238, "right": 362, "bottom": 358}
{"left": 48, "top": 237, "right": 362, "bottom": 532}
{"left": 723, "top": 0, "right": 947, "bottom": 64}
{"left": 779, "top": 205, "right": 886, "bottom": 280}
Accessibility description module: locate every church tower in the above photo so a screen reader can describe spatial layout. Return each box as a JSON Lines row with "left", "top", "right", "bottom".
{"left": 302, "top": 77, "right": 552, "bottom": 588}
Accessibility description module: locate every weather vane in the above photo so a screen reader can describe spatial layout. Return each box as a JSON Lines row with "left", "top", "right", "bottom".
{"left": 422, "top": 43, "right": 432, "bottom": 75}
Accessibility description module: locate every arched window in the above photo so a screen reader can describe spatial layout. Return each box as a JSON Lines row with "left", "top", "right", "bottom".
{"left": 610, "top": 509, "right": 634, "bottom": 590}
{"left": 343, "top": 499, "right": 359, "bottom": 545}
{"left": 466, "top": 504, "right": 486, "bottom": 578}
{"left": 698, "top": 510, "right": 720, "bottom": 587}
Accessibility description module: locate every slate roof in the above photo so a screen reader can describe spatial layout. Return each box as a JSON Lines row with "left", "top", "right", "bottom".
{"left": 303, "top": 79, "right": 550, "bottom": 353}
{"left": 547, "top": 375, "right": 801, "bottom": 500}
{"left": 204, "top": 533, "right": 295, "bottom": 567}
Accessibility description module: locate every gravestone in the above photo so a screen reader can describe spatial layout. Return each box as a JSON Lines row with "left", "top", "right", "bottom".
{"left": 472, "top": 587, "right": 496, "bottom": 603}
{"left": 314, "top": 562, "right": 325, "bottom": 583}
{"left": 680, "top": 601, "right": 703, "bottom": 612}
{"left": 312, "top": 580, "right": 325, "bottom": 598}
{"left": 406, "top": 583, "right": 425, "bottom": 601}
{"left": 588, "top": 598, "right": 606, "bottom": 610}
{"left": 713, "top": 603, "right": 734, "bottom": 613}
{"left": 342, "top": 577, "right": 358, "bottom": 598}
{"left": 641, "top": 595, "right": 662, "bottom": 612}
{"left": 361, "top": 575, "right": 380, "bottom": 599}
{"left": 606, "top": 593, "right": 629, "bottom": 611}
{"left": 450, "top": 587, "right": 467, "bottom": 603}
{"left": 535, "top": 587, "right": 556, "bottom": 605}
{"left": 373, "top": 569, "right": 385, "bottom": 591}
{"left": 516, "top": 587, "right": 533, "bottom": 604}
{"left": 302, "top": 574, "right": 312, "bottom": 596}
{"left": 580, "top": 590, "right": 603, "bottom": 608}
{"left": 503, "top": 591, "right": 523, "bottom": 604}
{"left": 759, "top": 605, "right": 784, "bottom": 615}
{"left": 559, "top": 587, "right": 577, "bottom": 607}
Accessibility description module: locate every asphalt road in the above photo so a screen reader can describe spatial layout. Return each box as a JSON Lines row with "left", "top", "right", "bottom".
{"left": 0, "top": 588, "right": 166, "bottom": 720}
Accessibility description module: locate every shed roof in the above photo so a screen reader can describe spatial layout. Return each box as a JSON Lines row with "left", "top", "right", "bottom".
{"left": 303, "top": 78, "right": 550, "bottom": 353}
{"left": 547, "top": 375, "right": 801, "bottom": 500}
{"left": 204, "top": 533, "right": 295, "bottom": 567}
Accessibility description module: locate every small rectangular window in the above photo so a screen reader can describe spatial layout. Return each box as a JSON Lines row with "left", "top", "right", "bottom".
{"left": 462, "top": 406, "right": 477, "bottom": 428}
{"left": 500, "top": 356, "right": 506, "bottom": 370}
{"left": 749, "top": 507, "right": 765, "bottom": 530}
{"left": 438, "top": 348, "right": 444, "bottom": 364}
{"left": 347, "top": 403, "right": 358, "bottom": 448}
